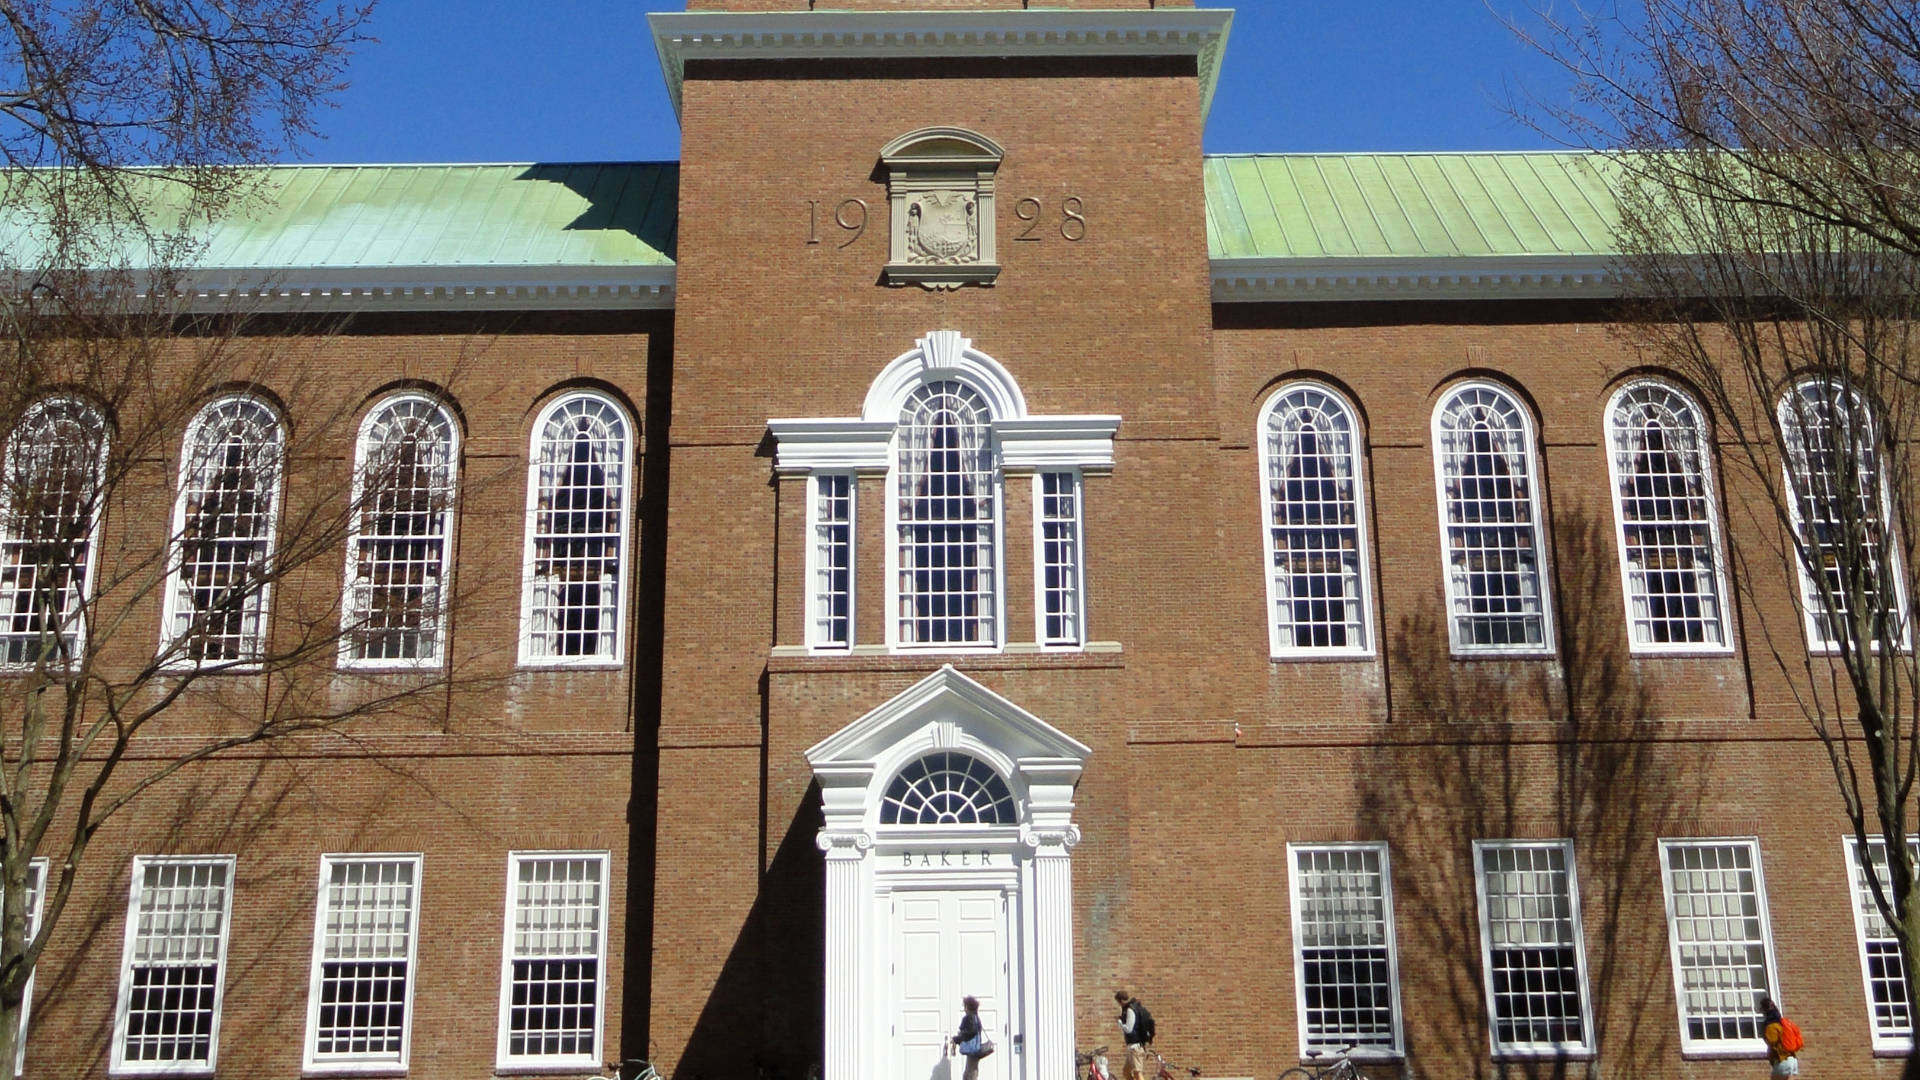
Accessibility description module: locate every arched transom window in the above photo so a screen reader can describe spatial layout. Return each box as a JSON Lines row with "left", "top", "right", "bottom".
{"left": 1432, "top": 383, "right": 1553, "bottom": 653}
{"left": 1, "top": 397, "right": 108, "bottom": 666}
{"left": 895, "top": 381, "right": 998, "bottom": 648}
{"left": 880, "top": 751, "right": 1016, "bottom": 826}
{"left": 1261, "top": 383, "right": 1371, "bottom": 655}
{"left": 1605, "top": 381, "right": 1730, "bottom": 651}
{"left": 345, "top": 394, "right": 459, "bottom": 667}
{"left": 520, "top": 392, "right": 632, "bottom": 665}
{"left": 162, "top": 396, "right": 282, "bottom": 665}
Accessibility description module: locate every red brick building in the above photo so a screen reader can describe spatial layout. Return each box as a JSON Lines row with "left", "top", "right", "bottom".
{"left": 5, "top": 3, "right": 1911, "bottom": 1079}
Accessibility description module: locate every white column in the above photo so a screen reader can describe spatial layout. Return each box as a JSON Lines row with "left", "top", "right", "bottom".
{"left": 1023, "top": 824, "right": 1080, "bottom": 1080}
{"left": 819, "top": 830, "right": 871, "bottom": 1080}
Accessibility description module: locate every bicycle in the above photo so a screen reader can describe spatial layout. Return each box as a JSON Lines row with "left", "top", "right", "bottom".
{"left": 1077, "top": 1045, "right": 1113, "bottom": 1080}
{"left": 1276, "top": 1043, "right": 1360, "bottom": 1080}
{"left": 1152, "top": 1049, "right": 1202, "bottom": 1080}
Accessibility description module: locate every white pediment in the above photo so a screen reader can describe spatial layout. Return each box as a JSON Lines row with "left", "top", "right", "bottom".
{"left": 805, "top": 665, "right": 1090, "bottom": 772}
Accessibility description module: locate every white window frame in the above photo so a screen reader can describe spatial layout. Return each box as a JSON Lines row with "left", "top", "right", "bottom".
{"left": 1471, "top": 839, "right": 1595, "bottom": 1059}
{"left": 1846, "top": 835, "right": 1920, "bottom": 1053}
{"left": 110, "top": 855, "right": 236, "bottom": 1077}
{"left": 883, "top": 379, "right": 1005, "bottom": 654}
{"left": 1657, "top": 838, "right": 1780, "bottom": 1058}
{"left": 805, "top": 472, "right": 855, "bottom": 652}
{"left": 516, "top": 392, "right": 634, "bottom": 669}
{"left": 1603, "top": 380, "right": 1735, "bottom": 655}
{"left": 1259, "top": 382, "right": 1374, "bottom": 658}
{"left": 1431, "top": 381, "right": 1556, "bottom": 657}
{"left": 1777, "top": 379, "right": 1912, "bottom": 654}
{"left": 340, "top": 394, "right": 460, "bottom": 671}
{"left": 495, "top": 851, "right": 610, "bottom": 1074}
{"left": 1286, "top": 841, "right": 1404, "bottom": 1060}
{"left": 0, "top": 396, "right": 109, "bottom": 670}
{"left": 1032, "top": 469, "right": 1087, "bottom": 650}
{"left": 12, "top": 857, "right": 47, "bottom": 1077}
{"left": 302, "top": 854, "right": 423, "bottom": 1075}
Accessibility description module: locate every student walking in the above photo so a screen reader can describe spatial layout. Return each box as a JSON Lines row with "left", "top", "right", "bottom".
{"left": 1761, "top": 997, "right": 1802, "bottom": 1077}
{"left": 953, "top": 996, "right": 992, "bottom": 1080}
{"left": 1114, "top": 990, "right": 1155, "bottom": 1080}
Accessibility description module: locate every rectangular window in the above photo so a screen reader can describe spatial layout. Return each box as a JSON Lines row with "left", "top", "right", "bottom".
{"left": 1658, "top": 839, "right": 1778, "bottom": 1054}
{"left": 497, "top": 852, "right": 608, "bottom": 1070}
{"left": 1473, "top": 841, "right": 1594, "bottom": 1057}
{"left": 1035, "top": 471, "right": 1085, "bottom": 648}
{"left": 12, "top": 858, "right": 46, "bottom": 1076}
{"left": 1848, "top": 837, "right": 1920, "bottom": 1050}
{"left": 1288, "top": 843, "right": 1401, "bottom": 1057}
{"left": 807, "top": 474, "right": 854, "bottom": 650}
{"left": 112, "top": 856, "right": 234, "bottom": 1075}
{"left": 305, "top": 856, "right": 421, "bottom": 1072}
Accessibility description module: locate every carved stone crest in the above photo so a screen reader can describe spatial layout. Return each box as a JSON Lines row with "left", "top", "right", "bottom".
{"left": 880, "top": 127, "right": 1002, "bottom": 289}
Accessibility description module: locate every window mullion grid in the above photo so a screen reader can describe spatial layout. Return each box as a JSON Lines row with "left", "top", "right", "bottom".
{"left": 12, "top": 858, "right": 47, "bottom": 1076}
{"left": 1264, "top": 386, "right": 1370, "bottom": 656}
{"left": 807, "top": 474, "right": 854, "bottom": 651}
{"left": 162, "top": 400, "right": 281, "bottom": 668}
{"left": 1288, "top": 842, "right": 1402, "bottom": 1059}
{"left": 1034, "top": 470, "right": 1084, "bottom": 649}
{"left": 519, "top": 397, "right": 630, "bottom": 667}
{"left": 1848, "top": 836, "right": 1920, "bottom": 1050}
{"left": 112, "top": 856, "right": 234, "bottom": 1076}
{"left": 344, "top": 398, "right": 456, "bottom": 669}
{"left": 1605, "top": 384, "right": 1730, "bottom": 654}
{"left": 1433, "top": 386, "right": 1552, "bottom": 655}
{"left": 305, "top": 855, "right": 420, "bottom": 1072}
{"left": 1658, "top": 839, "right": 1778, "bottom": 1056}
{"left": 893, "top": 383, "right": 998, "bottom": 650}
{"left": 497, "top": 853, "right": 608, "bottom": 1070}
{"left": 1473, "top": 840, "right": 1593, "bottom": 1058}
{"left": 0, "top": 399, "right": 107, "bottom": 668}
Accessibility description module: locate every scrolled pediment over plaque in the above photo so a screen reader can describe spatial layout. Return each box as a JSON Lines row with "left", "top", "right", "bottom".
{"left": 880, "top": 127, "right": 1003, "bottom": 290}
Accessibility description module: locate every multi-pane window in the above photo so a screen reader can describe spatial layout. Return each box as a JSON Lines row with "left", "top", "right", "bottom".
{"left": 807, "top": 474, "right": 854, "bottom": 650}
{"left": 498, "top": 853, "right": 608, "bottom": 1069}
{"left": 1473, "top": 841, "right": 1594, "bottom": 1056}
{"left": 344, "top": 396, "right": 457, "bottom": 667}
{"left": 1288, "top": 843, "right": 1402, "bottom": 1056}
{"left": 1035, "top": 470, "right": 1085, "bottom": 648}
{"left": 520, "top": 394, "right": 631, "bottom": 665}
{"left": 1433, "top": 383, "right": 1553, "bottom": 653}
{"left": 1658, "top": 839, "right": 1778, "bottom": 1052}
{"left": 12, "top": 858, "right": 47, "bottom": 1076}
{"left": 1263, "top": 384, "right": 1370, "bottom": 655}
{"left": 112, "top": 856, "right": 234, "bottom": 1073}
{"left": 880, "top": 752, "right": 1017, "bottom": 826}
{"left": 305, "top": 856, "right": 420, "bottom": 1071}
{"left": 0, "top": 397, "right": 107, "bottom": 667}
{"left": 161, "top": 398, "right": 282, "bottom": 666}
{"left": 894, "top": 381, "right": 998, "bottom": 648}
{"left": 1778, "top": 379, "right": 1909, "bottom": 652}
{"left": 1606, "top": 382, "right": 1730, "bottom": 651}
{"left": 1848, "top": 837, "right": 1920, "bottom": 1049}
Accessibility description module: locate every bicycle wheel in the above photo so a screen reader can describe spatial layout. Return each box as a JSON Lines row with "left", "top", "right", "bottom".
{"left": 1276, "top": 1070, "right": 1317, "bottom": 1080}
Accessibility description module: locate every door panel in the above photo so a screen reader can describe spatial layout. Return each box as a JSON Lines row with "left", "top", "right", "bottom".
{"left": 894, "top": 890, "right": 1010, "bottom": 1080}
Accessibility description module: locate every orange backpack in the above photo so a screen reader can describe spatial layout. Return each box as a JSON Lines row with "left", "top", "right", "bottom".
{"left": 1777, "top": 1017, "right": 1805, "bottom": 1054}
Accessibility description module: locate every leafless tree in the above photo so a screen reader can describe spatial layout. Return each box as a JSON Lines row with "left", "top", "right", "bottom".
{"left": 1511, "top": 0, "right": 1920, "bottom": 1064}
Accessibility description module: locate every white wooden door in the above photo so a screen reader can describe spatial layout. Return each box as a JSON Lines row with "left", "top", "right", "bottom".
{"left": 893, "top": 890, "right": 1009, "bottom": 1080}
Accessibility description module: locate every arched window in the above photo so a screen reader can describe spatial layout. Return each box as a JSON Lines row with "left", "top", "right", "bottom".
{"left": 1605, "top": 382, "right": 1730, "bottom": 651}
{"left": 1432, "top": 383, "right": 1554, "bottom": 653}
{"left": 880, "top": 752, "right": 1016, "bottom": 825}
{"left": 520, "top": 392, "right": 632, "bottom": 665}
{"left": 1778, "top": 378, "right": 1908, "bottom": 650}
{"left": 344, "top": 394, "right": 458, "bottom": 667}
{"left": 894, "top": 381, "right": 998, "bottom": 648}
{"left": 1261, "top": 383, "right": 1371, "bottom": 655}
{"left": 0, "top": 397, "right": 108, "bottom": 666}
{"left": 162, "top": 397, "right": 282, "bottom": 664}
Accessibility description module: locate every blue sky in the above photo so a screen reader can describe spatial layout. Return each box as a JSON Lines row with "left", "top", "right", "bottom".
{"left": 304, "top": 3, "right": 1570, "bottom": 164}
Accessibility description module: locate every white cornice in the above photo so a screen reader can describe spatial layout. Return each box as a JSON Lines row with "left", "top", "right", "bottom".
{"left": 767, "top": 417, "right": 894, "bottom": 474}
{"left": 1210, "top": 255, "right": 1623, "bottom": 303}
{"left": 146, "top": 265, "right": 676, "bottom": 313}
{"left": 648, "top": 8, "right": 1235, "bottom": 122}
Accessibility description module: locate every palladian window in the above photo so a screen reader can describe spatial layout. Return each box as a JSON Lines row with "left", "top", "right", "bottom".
{"left": 895, "top": 381, "right": 998, "bottom": 648}
{"left": 1261, "top": 383, "right": 1371, "bottom": 656}
{"left": 0, "top": 397, "right": 108, "bottom": 667}
{"left": 1432, "top": 383, "right": 1554, "bottom": 654}
{"left": 1605, "top": 381, "right": 1730, "bottom": 651}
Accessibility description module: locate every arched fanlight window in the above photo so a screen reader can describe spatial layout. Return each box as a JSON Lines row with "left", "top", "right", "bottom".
{"left": 1432, "top": 383, "right": 1554, "bottom": 653}
{"left": 894, "top": 381, "right": 998, "bottom": 648}
{"left": 1605, "top": 381, "right": 1730, "bottom": 651}
{"left": 1778, "top": 378, "right": 1909, "bottom": 650}
{"left": 880, "top": 751, "right": 1016, "bottom": 826}
{"left": 1260, "top": 383, "right": 1371, "bottom": 655}
{"left": 161, "top": 396, "right": 282, "bottom": 664}
{"left": 520, "top": 392, "right": 632, "bottom": 665}
{"left": 0, "top": 397, "right": 108, "bottom": 666}
{"left": 344, "top": 394, "right": 459, "bottom": 667}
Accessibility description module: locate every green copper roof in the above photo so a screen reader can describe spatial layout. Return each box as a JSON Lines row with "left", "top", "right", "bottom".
{"left": 1204, "top": 152, "right": 1623, "bottom": 261}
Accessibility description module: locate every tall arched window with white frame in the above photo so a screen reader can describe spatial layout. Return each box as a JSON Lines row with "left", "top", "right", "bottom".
{"left": 0, "top": 397, "right": 108, "bottom": 667}
{"left": 1260, "top": 383, "right": 1372, "bottom": 656}
{"left": 1778, "top": 378, "right": 1909, "bottom": 652}
{"left": 161, "top": 396, "right": 282, "bottom": 666}
{"left": 1432, "top": 382, "right": 1554, "bottom": 653}
{"left": 1605, "top": 381, "right": 1731, "bottom": 652}
{"left": 344, "top": 394, "right": 459, "bottom": 668}
{"left": 893, "top": 380, "right": 999, "bottom": 648}
{"left": 519, "top": 392, "right": 632, "bottom": 665}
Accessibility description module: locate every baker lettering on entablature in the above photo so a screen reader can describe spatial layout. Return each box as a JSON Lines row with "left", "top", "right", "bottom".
{"left": 880, "top": 127, "right": 1003, "bottom": 289}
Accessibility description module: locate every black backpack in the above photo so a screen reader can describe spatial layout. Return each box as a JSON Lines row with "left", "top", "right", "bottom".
{"left": 1133, "top": 1001, "right": 1155, "bottom": 1043}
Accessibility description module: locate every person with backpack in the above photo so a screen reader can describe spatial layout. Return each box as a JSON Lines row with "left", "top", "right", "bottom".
{"left": 1761, "top": 997, "right": 1802, "bottom": 1076}
{"left": 1114, "top": 990, "right": 1155, "bottom": 1080}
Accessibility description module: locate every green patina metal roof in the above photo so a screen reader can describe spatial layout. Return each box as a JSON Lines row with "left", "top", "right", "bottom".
{"left": 1204, "top": 152, "right": 1623, "bottom": 261}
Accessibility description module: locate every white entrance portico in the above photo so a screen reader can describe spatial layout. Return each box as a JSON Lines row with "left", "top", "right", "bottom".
{"left": 806, "top": 666, "right": 1090, "bottom": 1080}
